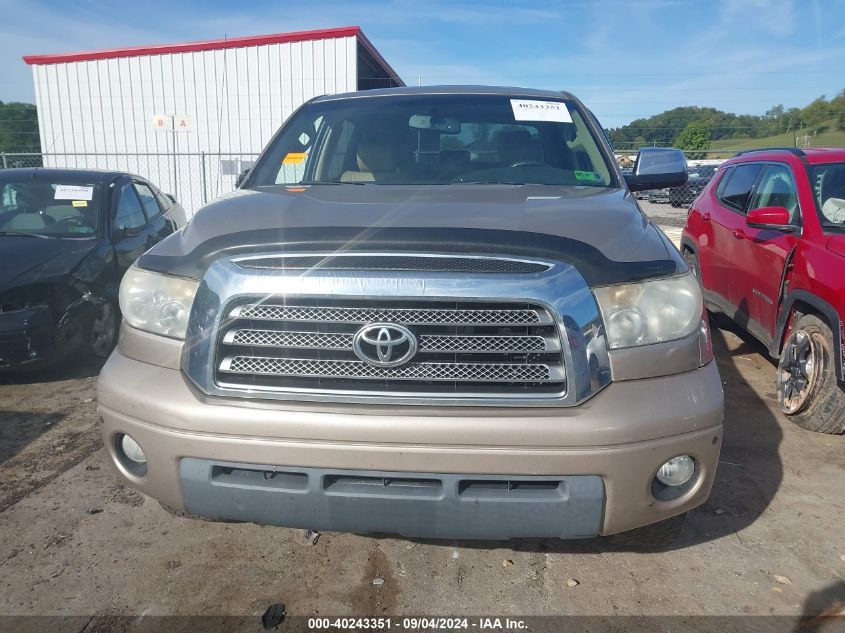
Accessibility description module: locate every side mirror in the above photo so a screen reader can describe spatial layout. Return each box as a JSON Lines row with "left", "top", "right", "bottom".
{"left": 113, "top": 226, "right": 138, "bottom": 240}
{"left": 625, "top": 148, "right": 688, "bottom": 192}
{"left": 165, "top": 193, "right": 177, "bottom": 204}
{"left": 746, "top": 206, "right": 795, "bottom": 231}
{"left": 235, "top": 169, "right": 250, "bottom": 188}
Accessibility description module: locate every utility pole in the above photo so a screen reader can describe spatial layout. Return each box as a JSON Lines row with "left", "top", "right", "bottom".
{"left": 169, "top": 113, "right": 178, "bottom": 199}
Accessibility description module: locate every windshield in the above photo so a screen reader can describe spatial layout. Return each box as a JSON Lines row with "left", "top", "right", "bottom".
{"left": 249, "top": 94, "right": 613, "bottom": 187}
{"left": 0, "top": 178, "right": 100, "bottom": 237}
{"left": 810, "top": 162, "right": 845, "bottom": 231}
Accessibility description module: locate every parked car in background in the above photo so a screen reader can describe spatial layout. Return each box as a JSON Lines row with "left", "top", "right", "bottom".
{"left": 99, "top": 86, "right": 722, "bottom": 545}
{"left": 669, "top": 164, "right": 719, "bottom": 207}
{"left": 0, "top": 168, "right": 186, "bottom": 370}
{"left": 682, "top": 147, "right": 845, "bottom": 434}
{"left": 647, "top": 186, "right": 670, "bottom": 203}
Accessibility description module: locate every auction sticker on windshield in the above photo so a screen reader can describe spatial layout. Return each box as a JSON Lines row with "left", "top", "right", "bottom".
{"left": 510, "top": 99, "right": 572, "bottom": 123}
{"left": 54, "top": 184, "right": 94, "bottom": 201}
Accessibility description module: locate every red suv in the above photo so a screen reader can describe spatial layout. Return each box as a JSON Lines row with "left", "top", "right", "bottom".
{"left": 682, "top": 147, "right": 845, "bottom": 435}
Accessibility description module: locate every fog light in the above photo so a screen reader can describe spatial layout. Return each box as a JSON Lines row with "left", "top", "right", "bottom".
{"left": 656, "top": 455, "right": 695, "bottom": 487}
{"left": 119, "top": 434, "right": 146, "bottom": 464}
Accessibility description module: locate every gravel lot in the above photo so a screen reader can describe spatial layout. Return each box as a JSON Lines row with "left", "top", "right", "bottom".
{"left": 0, "top": 208, "right": 843, "bottom": 625}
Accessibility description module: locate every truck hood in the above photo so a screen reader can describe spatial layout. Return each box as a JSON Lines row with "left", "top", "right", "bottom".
{"left": 140, "top": 184, "right": 682, "bottom": 286}
{"left": 0, "top": 235, "right": 97, "bottom": 292}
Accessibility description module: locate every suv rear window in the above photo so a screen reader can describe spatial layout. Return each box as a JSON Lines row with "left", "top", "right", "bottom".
{"left": 718, "top": 163, "right": 763, "bottom": 212}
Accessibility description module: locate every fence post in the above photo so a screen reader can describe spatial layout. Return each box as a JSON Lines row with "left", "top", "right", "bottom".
{"left": 201, "top": 152, "right": 208, "bottom": 204}
{"left": 1, "top": 153, "right": 6, "bottom": 169}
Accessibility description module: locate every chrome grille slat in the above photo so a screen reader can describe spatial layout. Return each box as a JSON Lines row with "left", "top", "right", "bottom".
{"left": 421, "top": 334, "right": 550, "bottom": 353}
{"left": 221, "top": 357, "right": 558, "bottom": 383}
{"left": 226, "top": 329, "right": 554, "bottom": 354}
{"left": 228, "top": 329, "right": 350, "bottom": 350}
{"left": 231, "top": 304, "right": 548, "bottom": 326}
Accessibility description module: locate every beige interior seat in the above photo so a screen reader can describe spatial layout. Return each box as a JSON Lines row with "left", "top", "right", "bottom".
{"left": 341, "top": 137, "right": 398, "bottom": 183}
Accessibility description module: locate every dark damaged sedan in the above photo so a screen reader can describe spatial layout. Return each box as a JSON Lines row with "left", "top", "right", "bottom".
{"left": 0, "top": 168, "right": 185, "bottom": 370}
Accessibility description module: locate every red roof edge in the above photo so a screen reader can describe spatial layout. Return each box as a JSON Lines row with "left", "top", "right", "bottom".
{"left": 355, "top": 30, "right": 405, "bottom": 87}
{"left": 22, "top": 25, "right": 363, "bottom": 65}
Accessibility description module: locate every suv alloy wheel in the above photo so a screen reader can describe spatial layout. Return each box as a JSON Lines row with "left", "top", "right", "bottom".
{"left": 777, "top": 314, "right": 845, "bottom": 434}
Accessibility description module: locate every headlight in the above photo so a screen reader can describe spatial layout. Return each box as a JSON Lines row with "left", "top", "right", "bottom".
{"left": 119, "top": 266, "right": 199, "bottom": 339}
{"left": 593, "top": 273, "right": 702, "bottom": 349}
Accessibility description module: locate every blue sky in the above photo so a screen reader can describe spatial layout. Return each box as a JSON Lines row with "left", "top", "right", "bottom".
{"left": 1, "top": 0, "right": 844, "bottom": 127}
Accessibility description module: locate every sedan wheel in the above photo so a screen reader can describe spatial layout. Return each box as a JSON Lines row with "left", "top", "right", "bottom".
{"left": 90, "top": 301, "right": 119, "bottom": 359}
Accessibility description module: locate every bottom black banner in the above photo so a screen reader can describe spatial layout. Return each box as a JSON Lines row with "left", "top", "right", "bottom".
{"left": 0, "top": 615, "right": 843, "bottom": 633}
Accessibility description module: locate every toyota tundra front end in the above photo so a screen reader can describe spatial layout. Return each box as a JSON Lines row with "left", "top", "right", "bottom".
{"left": 98, "top": 86, "right": 723, "bottom": 544}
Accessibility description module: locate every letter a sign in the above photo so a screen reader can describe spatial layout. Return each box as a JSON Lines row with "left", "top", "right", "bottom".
{"left": 151, "top": 114, "right": 191, "bottom": 132}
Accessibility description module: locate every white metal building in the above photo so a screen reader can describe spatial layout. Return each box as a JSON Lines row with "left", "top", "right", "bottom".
{"left": 24, "top": 26, "right": 403, "bottom": 214}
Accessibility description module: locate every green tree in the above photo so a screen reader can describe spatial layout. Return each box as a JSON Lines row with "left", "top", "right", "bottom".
{"left": 800, "top": 96, "right": 833, "bottom": 130}
{"left": 830, "top": 90, "right": 845, "bottom": 131}
{"left": 0, "top": 101, "right": 41, "bottom": 153}
{"left": 674, "top": 120, "right": 711, "bottom": 160}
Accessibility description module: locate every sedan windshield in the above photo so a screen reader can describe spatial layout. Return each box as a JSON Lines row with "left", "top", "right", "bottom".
{"left": 810, "top": 162, "right": 845, "bottom": 230}
{"left": 0, "top": 178, "right": 100, "bottom": 237}
{"left": 248, "top": 94, "right": 614, "bottom": 187}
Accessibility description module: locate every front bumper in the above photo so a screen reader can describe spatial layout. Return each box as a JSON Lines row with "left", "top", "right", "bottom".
{"left": 0, "top": 305, "right": 60, "bottom": 370}
{"left": 98, "top": 347, "right": 723, "bottom": 538}
{"left": 182, "top": 460, "right": 605, "bottom": 539}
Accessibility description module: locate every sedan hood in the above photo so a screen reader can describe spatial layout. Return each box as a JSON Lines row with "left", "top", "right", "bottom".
{"left": 140, "top": 184, "right": 681, "bottom": 286}
{"left": 0, "top": 235, "right": 97, "bottom": 291}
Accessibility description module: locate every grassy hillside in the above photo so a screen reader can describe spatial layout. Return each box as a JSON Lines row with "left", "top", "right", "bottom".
{"left": 708, "top": 118, "right": 845, "bottom": 155}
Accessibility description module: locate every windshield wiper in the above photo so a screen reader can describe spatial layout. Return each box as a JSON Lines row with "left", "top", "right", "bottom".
{"left": 822, "top": 222, "right": 845, "bottom": 231}
{"left": 455, "top": 181, "right": 527, "bottom": 185}
{"left": 0, "top": 231, "right": 48, "bottom": 238}
{"left": 297, "top": 180, "right": 367, "bottom": 186}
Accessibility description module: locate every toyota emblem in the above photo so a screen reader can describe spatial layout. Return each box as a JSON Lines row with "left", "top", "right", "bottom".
{"left": 352, "top": 323, "right": 418, "bottom": 368}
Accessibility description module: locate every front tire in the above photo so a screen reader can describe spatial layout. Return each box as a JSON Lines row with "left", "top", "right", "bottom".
{"left": 89, "top": 301, "right": 119, "bottom": 359}
{"left": 682, "top": 248, "right": 700, "bottom": 283}
{"left": 777, "top": 314, "right": 845, "bottom": 434}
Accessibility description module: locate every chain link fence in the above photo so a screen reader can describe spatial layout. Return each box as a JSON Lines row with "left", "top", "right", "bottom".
{"left": 0, "top": 151, "right": 260, "bottom": 216}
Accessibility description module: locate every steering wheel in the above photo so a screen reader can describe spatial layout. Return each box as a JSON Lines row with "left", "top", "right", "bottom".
{"left": 51, "top": 216, "right": 91, "bottom": 232}
{"left": 509, "top": 161, "right": 545, "bottom": 168}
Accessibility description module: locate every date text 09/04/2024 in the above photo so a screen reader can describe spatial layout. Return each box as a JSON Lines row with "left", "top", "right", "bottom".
{"left": 307, "top": 617, "right": 528, "bottom": 630}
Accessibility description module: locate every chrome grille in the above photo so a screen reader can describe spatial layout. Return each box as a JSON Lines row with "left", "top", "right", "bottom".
{"left": 215, "top": 298, "right": 566, "bottom": 397}
{"left": 233, "top": 304, "right": 548, "bottom": 326}
{"left": 223, "top": 357, "right": 557, "bottom": 383}
{"left": 227, "top": 329, "right": 552, "bottom": 354}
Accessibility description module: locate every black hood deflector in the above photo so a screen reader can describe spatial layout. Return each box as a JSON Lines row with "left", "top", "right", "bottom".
{"left": 139, "top": 185, "right": 684, "bottom": 287}
{"left": 141, "top": 226, "right": 678, "bottom": 286}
